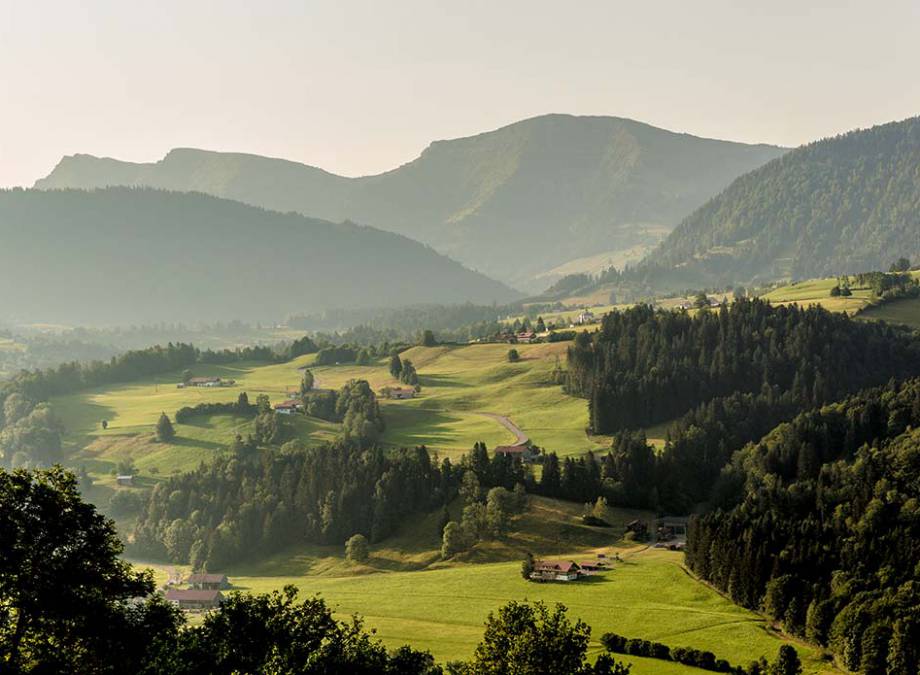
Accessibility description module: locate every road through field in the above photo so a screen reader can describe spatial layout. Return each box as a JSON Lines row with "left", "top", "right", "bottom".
{"left": 476, "top": 412, "right": 528, "bottom": 445}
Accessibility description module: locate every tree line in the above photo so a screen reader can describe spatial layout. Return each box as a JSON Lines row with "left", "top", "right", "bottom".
{"left": 130, "top": 443, "right": 453, "bottom": 570}
{"left": 566, "top": 298, "right": 920, "bottom": 434}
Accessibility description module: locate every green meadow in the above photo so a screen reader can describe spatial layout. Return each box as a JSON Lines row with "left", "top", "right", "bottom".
{"left": 857, "top": 296, "right": 920, "bottom": 329}
{"left": 138, "top": 497, "right": 834, "bottom": 673}
{"left": 53, "top": 341, "right": 609, "bottom": 485}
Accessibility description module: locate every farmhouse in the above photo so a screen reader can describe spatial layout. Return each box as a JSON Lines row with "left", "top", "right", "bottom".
{"left": 115, "top": 474, "right": 134, "bottom": 487}
{"left": 625, "top": 519, "right": 648, "bottom": 537}
{"left": 574, "top": 309, "right": 596, "bottom": 325}
{"left": 493, "top": 445, "right": 535, "bottom": 464}
{"left": 657, "top": 516, "right": 689, "bottom": 541}
{"left": 381, "top": 387, "right": 416, "bottom": 400}
{"left": 186, "top": 573, "right": 230, "bottom": 590}
{"left": 515, "top": 331, "right": 537, "bottom": 343}
{"left": 274, "top": 400, "right": 303, "bottom": 414}
{"left": 178, "top": 376, "right": 235, "bottom": 389}
{"left": 577, "top": 561, "right": 607, "bottom": 573}
{"left": 531, "top": 561, "right": 580, "bottom": 582}
{"left": 164, "top": 588, "right": 223, "bottom": 611}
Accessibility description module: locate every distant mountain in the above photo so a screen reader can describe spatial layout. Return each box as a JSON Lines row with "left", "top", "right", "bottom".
{"left": 35, "top": 114, "right": 786, "bottom": 289}
{"left": 640, "top": 116, "right": 920, "bottom": 289}
{"left": 0, "top": 188, "right": 518, "bottom": 325}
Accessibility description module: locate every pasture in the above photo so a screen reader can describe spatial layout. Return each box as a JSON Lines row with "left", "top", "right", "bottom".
{"left": 53, "top": 341, "right": 608, "bottom": 485}
{"left": 137, "top": 496, "right": 833, "bottom": 672}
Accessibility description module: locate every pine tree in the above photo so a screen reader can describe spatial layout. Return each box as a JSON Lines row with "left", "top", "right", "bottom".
{"left": 155, "top": 412, "right": 175, "bottom": 442}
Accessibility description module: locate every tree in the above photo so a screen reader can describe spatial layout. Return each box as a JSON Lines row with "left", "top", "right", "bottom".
{"left": 535, "top": 317, "right": 546, "bottom": 333}
{"left": 591, "top": 496, "right": 608, "bottom": 522}
{"left": 421, "top": 330, "right": 437, "bottom": 347}
{"left": 440, "top": 521, "right": 465, "bottom": 559}
{"left": 345, "top": 533, "right": 369, "bottom": 563}
{"left": 485, "top": 487, "right": 513, "bottom": 537}
{"left": 507, "top": 348, "right": 520, "bottom": 363}
{"left": 0, "top": 466, "right": 155, "bottom": 671}
{"left": 829, "top": 285, "right": 841, "bottom": 297}
{"left": 101, "top": 419, "right": 108, "bottom": 430}
{"left": 161, "top": 586, "right": 438, "bottom": 673}
{"left": 890, "top": 257, "right": 911, "bottom": 272}
{"left": 389, "top": 353, "right": 403, "bottom": 379}
{"left": 300, "top": 369, "right": 315, "bottom": 395}
{"left": 521, "top": 552, "right": 535, "bottom": 580}
{"left": 693, "top": 292, "right": 710, "bottom": 309}
{"left": 156, "top": 412, "right": 175, "bottom": 442}
{"left": 769, "top": 645, "right": 802, "bottom": 675}
{"left": 256, "top": 394, "right": 272, "bottom": 414}
{"left": 467, "top": 600, "right": 627, "bottom": 675}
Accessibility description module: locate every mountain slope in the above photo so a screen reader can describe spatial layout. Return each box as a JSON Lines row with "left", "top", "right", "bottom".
{"left": 643, "top": 116, "right": 920, "bottom": 288}
{"left": 0, "top": 188, "right": 518, "bottom": 325}
{"left": 35, "top": 114, "right": 786, "bottom": 289}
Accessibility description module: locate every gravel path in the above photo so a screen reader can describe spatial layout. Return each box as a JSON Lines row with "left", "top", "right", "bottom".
{"left": 477, "top": 412, "right": 528, "bottom": 446}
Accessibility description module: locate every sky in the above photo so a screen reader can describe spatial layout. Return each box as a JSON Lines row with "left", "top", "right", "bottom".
{"left": 1, "top": 0, "right": 919, "bottom": 188}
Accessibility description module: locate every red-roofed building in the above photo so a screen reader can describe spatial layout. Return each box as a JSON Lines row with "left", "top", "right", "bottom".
{"left": 274, "top": 400, "right": 304, "bottom": 415}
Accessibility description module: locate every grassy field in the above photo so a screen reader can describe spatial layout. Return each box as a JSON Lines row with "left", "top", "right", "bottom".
{"left": 52, "top": 355, "right": 336, "bottom": 481}
{"left": 857, "top": 296, "right": 920, "bottom": 329}
{"left": 760, "top": 277, "right": 874, "bottom": 313}
{"left": 309, "top": 342, "right": 609, "bottom": 458}
{"left": 138, "top": 497, "right": 833, "bottom": 673}
{"left": 53, "top": 341, "right": 607, "bottom": 487}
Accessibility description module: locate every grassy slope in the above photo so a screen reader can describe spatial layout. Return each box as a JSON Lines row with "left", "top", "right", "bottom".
{"left": 310, "top": 342, "right": 609, "bottom": 458}
{"left": 52, "top": 355, "right": 337, "bottom": 482}
{"left": 138, "top": 496, "right": 832, "bottom": 673}
{"left": 53, "top": 341, "right": 605, "bottom": 486}
{"left": 857, "top": 296, "right": 920, "bottom": 329}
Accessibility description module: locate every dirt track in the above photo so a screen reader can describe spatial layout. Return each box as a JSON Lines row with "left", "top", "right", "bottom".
{"left": 477, "top": 412, "right": 528, "bottom": 446}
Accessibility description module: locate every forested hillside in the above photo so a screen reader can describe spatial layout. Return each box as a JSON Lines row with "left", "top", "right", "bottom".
{"left": 562, "top": 299, "right": 920, "bottom": 510}
{"left": 131, "top": 444, "right": 452, "bottom": 569}
{"left": 35, "top": 115, "right": 785, "bottom": 288}
{"left": 634, "top": 116, "right": 920, "bottom": 290}
{"left": 0, "top": 188, "right": 517, "bottom": 325}
{"left": 686, "top": 379, "right": 920, "bottom": 674}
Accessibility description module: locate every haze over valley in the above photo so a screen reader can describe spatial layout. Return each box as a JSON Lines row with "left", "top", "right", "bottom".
{"left": 3, "top": 3, "right": 920, "bottom": 674}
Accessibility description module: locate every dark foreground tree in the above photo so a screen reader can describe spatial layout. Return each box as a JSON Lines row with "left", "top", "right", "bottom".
{"left": 154, "top": 586, "right": 440, "bottom": 674}
{"left": 463, "top": 601, "right": 629, "bottom": 674}
{"left": 0, "top": 466, "right": 157, "bottom": 672}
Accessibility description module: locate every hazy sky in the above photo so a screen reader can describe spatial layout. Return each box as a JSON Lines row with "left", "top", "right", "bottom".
{"left": 2, "top": 0, "right": 918, "bottom": 187}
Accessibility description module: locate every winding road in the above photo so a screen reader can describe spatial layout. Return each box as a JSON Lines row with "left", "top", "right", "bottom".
{"left": 477, "top": 412, "right": 529, "bottom": 446}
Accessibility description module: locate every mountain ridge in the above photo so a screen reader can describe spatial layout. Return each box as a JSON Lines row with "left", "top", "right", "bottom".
{"left": 631, "top": 115, "right": 920, "bottom": 290}
{"left": 36, "top": 114, "right": 788, "bottom": 289}
{"left": 0, "top": 187, "right": 519, "bottom": 326}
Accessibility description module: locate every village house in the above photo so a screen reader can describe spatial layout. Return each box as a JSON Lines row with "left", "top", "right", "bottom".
{"left": 657, "top": 516, "right": 689, "bottom": 541}
{"left": 273, "top": 400, "right": 303, "bottom": 415}
{"left": 185, "top": 573, "right": 230, "bottom": 590}
{"left": 515, "top": 331, "right": 537, "bottom": 343}
{"left": 164, "top": 588, "right": 223, "bottom": 611}
{"left": 115, "top": 474, "right": 134, "bottom": 487}
{"left": 531, "top": 560, "right": 581, "bottom": 582}
{"left": 178, "top": 376, "right": 235, "bottom": 389}
{"left": 574, "top": 309, "right": 596, "bottom": 325}
{"left": 381, "top": 386, "right": 416, "bottom": 400}
{"left": 625, "top": 519, "right": 648, "bottom": 538}
{"left": 493, "top": 445, "right": 536, "bottom": 464}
